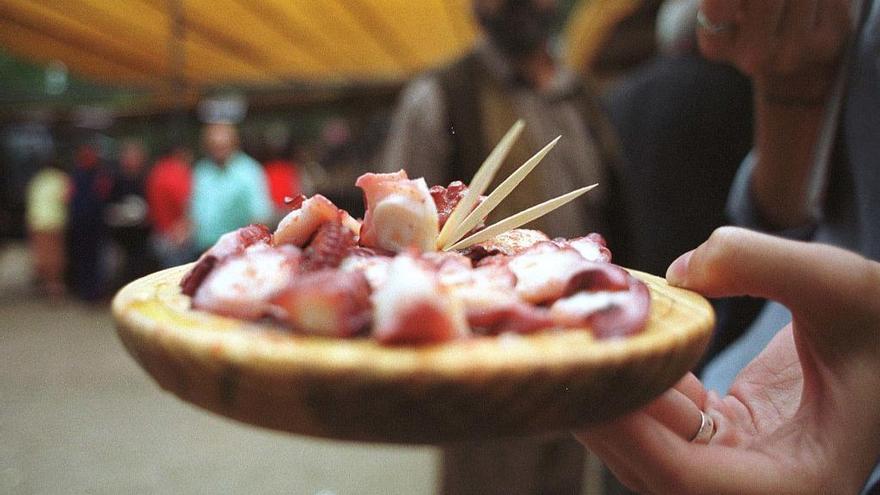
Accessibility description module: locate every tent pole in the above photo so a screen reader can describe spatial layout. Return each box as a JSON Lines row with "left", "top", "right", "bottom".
{"left": 167, "top": 0, "right": 188, "bottom": 137}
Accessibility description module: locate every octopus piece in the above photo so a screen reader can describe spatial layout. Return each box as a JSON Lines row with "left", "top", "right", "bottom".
{"left": 371, "top": 254, "right": 469, "bottom": 345}
{"left": 180, "top": 224, "right": 272, "bottom": 296}
{"left": 429, "top": 181, "right": 469, "bottom": 230}
{"left": 208, "top": 223, "right": 272, "bottom": 258}
{"left": 273, "top": 194, "right": 360, "bottom": 248}
{"left": 271, "top": 269, "right": 372, "bottom": 338}
{"left": 439, "top": 262, "right": 554, "bottom": 335}
{"left": 338, "top": 251, "right": 394, "bottom": 291}
{"left": 440, "top": 262, "right": 516, "bottom": 311}
{"left": 347, "top": 245, "right": 396, "bottom": 258}
{"left": 191, "top": 244, "right": 301, "bottom": 320}
{"left": 553, "top": 233, "right": 612, "bottom": 263}
{"left": 506, "top": 243, "right": 597, "bottom": 304}
{"left": 467, "top": 302, "right": 557, "bottom": 335}
{"left": 420, "top": 250, "right": 473, "bottom": 275}
{"left": 561, "top": 261, "right": 631, "bottom": 296}
{"left": 356, "top": 171, "right": 439, "bottom": 253}
{"left": 464, "top": 229, "right": 551, "bottom": 263}
{"left": 549, "top": 269, "right": 651, "bottom": 339}
{"left": 299, "top": 217, "right": 358, "bottom": 273}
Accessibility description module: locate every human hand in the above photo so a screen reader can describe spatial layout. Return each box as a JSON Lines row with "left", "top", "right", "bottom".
{"left": 575, "top": 227, "right": 880, "bottom": 494}
{"left": 697, "top": 0, "right": 852, "bottom": 106}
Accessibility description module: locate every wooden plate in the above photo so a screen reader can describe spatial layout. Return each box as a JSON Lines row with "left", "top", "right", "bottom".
{"left": 112, "top": 264, "right": 713, "bottom": 444}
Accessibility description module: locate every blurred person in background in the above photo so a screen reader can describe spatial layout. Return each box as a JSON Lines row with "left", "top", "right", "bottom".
{"left": 382, "top": 0, "right": 625, "bottom": 242}
{"left": 190, "top": 122, "right": 271, "bottom": 253}
{"left": 605, "top": 0, "right": 752, "bottom": 279}
{"left": 67, "top": 141, "right": 112, "bottom": 302}
{"left": 382, "top": 0, "right": 626, "bottom": 493}
{"left": 146, "top": 143, "right": 194, "bottom": 268}
{"left": 698, "top": 0, "right": 880, "bottom": 490}
{"left": 603, "top": 0, "right": 762, "bottom": 375}
{"left": 106, "top": 138, "right": 155, "bottom": 290}
{"left": 578, "top": 0, "right": 880, "bottom": 492}
{"left": 260, "top": 123, "right": 302, "bottom": 223}
{"left": 25, "top": 154, "right": 70, "bottom": 299}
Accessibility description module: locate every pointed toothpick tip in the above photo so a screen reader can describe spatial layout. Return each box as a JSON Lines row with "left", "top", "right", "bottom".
{"left": 445, "top": 183, "right": 599, "bottom": 251}
{"left": 435, "top": 120, "right": 526, "bottom": 249}
{"left": 442, "top": 135, "right": 563, "bottom": 249}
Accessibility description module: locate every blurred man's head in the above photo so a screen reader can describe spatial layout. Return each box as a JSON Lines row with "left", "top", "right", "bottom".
{"left": 119, "top": 139, "right": 147, "bottom": 176}
{"left": 474, "top": 0, "right": 559, "bottom": 56}
{"left": 75, "top": 143, "right": 99, "bottom": 170}
{"left": 202, "top": 123, "right": 239, "bottom": 166}
{"left": 172, "top": 145, "right": 194, "bottom": 165}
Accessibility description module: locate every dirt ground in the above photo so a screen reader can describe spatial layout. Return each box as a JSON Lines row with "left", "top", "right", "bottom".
{"left": 0, "top": 243, "right": 438, "bottom": 495}
{"left": 0, "top": 242, "right": 604, "bottom": 495}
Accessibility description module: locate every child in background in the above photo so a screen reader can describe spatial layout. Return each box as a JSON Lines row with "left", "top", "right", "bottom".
{"left": 25, "top": 157, "right": 70, "bottom": 299}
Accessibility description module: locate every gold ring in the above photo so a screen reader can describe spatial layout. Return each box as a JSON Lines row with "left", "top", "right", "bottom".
{"left": 690, "top": 410, "right": 715, "bottom": 444}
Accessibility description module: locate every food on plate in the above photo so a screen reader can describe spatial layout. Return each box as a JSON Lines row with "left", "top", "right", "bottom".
{"left": 179, "top": 170, "right": 650, "bottom": 344}
{"left": 113, "top": 124, "right": 713, "bottom": 444}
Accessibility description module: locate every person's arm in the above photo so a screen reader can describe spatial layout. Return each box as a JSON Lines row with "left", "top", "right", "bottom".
{"left": 245, "top": 157, "right": 273, "bottom": 225}
{"left": 576, "top": 226, "right": 880, "bottom": 495}
{"left": 698, "top": 0, "right": 853, "bottom": 230}
{"left": 380, "top": 77, "right": 451, "bottom": 186}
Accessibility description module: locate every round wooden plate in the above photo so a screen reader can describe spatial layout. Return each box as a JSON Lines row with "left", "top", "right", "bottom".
{"left": 112, "top": 264, "right": 714, "bottom": 444}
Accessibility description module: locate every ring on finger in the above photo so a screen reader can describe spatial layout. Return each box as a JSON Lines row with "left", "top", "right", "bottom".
{"left": 696, "top": 10, "right": 735, "bottom": 34}
{"left": 689, "top": 410, "right": 716, "bottom": 444}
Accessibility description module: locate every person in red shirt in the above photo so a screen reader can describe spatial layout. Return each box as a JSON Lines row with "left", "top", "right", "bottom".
{"left": 146, "top": 144, "right": 194, "bottom": 268}
{"left": 263, "top": 156, "right": 301, "bottom": 217}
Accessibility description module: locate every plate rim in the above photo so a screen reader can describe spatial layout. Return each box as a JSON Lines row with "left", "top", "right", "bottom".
{"left": 111, "top": 263, "right": 715, "bottom": 443}
{"left": 113, "top": 264, "right": 714, "bottom": 375}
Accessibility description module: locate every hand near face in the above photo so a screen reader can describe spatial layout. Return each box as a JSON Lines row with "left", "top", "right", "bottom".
{"left": 576, "top": 227, "right": 880, "bottom": 494}
{"left": 697, "top": 0, "right": 852, "bottom": 105}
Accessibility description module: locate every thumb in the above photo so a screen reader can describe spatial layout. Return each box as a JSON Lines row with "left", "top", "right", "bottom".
{"left": 665, "top": 227, "right": 880, "bottom": 329}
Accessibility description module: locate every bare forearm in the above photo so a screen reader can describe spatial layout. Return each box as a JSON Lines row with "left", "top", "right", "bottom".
{"left": 381, "top": 78, "right": 450, "bottom": 185}
{"left": 750, "top": 93, "right": 829, "bottom": 228}
{"left": 696, "top": 0, "right": 852, "bottom": 229}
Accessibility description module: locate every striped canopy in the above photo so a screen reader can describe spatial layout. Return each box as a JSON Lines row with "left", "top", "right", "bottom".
{"left": 0, "top": 0, "right": 479, "bottom": 91}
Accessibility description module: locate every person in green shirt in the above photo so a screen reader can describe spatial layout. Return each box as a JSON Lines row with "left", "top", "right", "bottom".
{"left": 190, "top": 123, "right": 272, "bottom": 252}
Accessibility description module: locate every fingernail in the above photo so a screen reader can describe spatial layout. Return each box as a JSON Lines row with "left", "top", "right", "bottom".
{"left": 666, "top": 250, "right": 694, "bottom": 287}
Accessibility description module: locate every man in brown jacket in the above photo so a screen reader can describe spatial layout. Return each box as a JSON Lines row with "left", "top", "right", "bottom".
{"left": 382, "top": 1, "right": 626, "bottom": 493}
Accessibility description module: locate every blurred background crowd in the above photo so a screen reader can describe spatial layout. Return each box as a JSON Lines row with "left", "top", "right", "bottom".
{"left": 4, "top": 99, "right": 399, "bottom": 302}
{"left": 1, "top": 0, "right": 750, "bottom": 307}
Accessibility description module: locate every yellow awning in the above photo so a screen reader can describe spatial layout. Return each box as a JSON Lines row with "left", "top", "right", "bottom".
{"left": 0, "top": 0, "right": 479, "bottom": 90}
